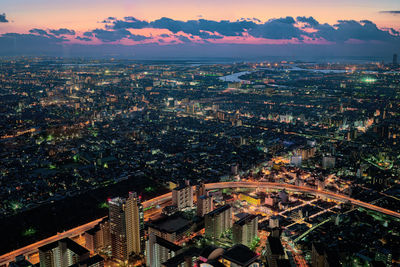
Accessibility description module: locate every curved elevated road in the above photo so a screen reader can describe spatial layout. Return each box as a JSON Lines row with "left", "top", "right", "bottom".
{"left": 1, "top": 181, "right": 399, "bottom": 266}
{"left": 205, "top": 181, "right": 400, "bottom": 219}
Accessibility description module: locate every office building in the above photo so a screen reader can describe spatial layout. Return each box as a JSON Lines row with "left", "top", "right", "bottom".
{"left": 146, "top": 233, "right": 182, "bottom": 267}
{"left": 205, "top": 205, "right": 232, "bottom": 239}
{"left": 232, "top": 214, "right": 258, "bottom": 247}
{"left": 172, "top": 180, "right": 193, "bottom": 211}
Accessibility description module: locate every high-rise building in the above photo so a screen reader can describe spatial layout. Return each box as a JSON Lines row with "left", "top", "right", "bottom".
{"left": 125, "top": 192, "right": 145, "bottom": 256}
{"left": 109, "top": 197, "right": 127, "bottom": 261}
{"left": 322, "top": 156, "right": 335, "bottom": 169}
{"left": 197, "top": 194, "right": 214, "bottom": 217}
{"left": 108, "top": 192, "right": 144, "bottom": 261}
{"left": 39, "top": 238, "right": 90, "bottom": 267}
{"left": 205, "top": 205, "right": 232, "bottom": 239}
{"left": 172, "top": 180, "right": 193, "bottom": 211}
{"left": 265, "top": 236, "right": 286, "bottom": 267}
{"left": 232, "top": 214, "right": 258, "bottom": 247}
{"left": 393, "top": 54, "right": 398, "bottom": 65}
{"left": 84, "top": 218, "right": 110, "bottom": 253}
{"left": 146, "top": 233, "right": 182, "bottom": 267}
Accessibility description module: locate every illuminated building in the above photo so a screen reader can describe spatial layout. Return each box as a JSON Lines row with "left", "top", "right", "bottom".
{"left": 125, "top": 192, "right": 145, "bottom": 256}
{"left": 197, "top": 194, "right": 214, "bottom": 217}
{"left": 172, "top": 180, "right": 193, "bottom": 211}
{"left": 108, "top": 197, "right": 127, "bottom": 261}
{"left": 232, "top": 214, "right": 258, "bottom": 247}
{"left": 108, "top": 192, "right": 144, "bottom": 261}
{"left": 205, "top": 205, "right": 232, "bottom": 239}
{"left": 239, "top": 193, "right": 262, "bottom": 206}
{"left": 38, "top": 238, "right": 90, "bottom": 267}
{"left": 322, "top": 156, "right": 336, "bottom": 169}
{"left": 147, "top": 214, "right": 195, "bottom": 243}
{"left": 84, "top": 218, "right": 111, "bottom": 253}
{"left": 146, "top": 233, "right": 182, "bottom": 267}
{"left": 290, "top": 155, "right": 302, "bottom": 167}
{"left": 69, "top": 255, "right": 105, "bottom": 267}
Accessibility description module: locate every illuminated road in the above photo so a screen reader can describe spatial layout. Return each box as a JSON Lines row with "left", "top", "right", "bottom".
{"left": 0, "top": 193, "right": 173, "bottom": 266}
{"left": 2, "top": 182, "right": 399, "bottom": 266}
{"left": 204, "top": 182, "right": 400, "bottom": 219}
{"left": 0, "top": 218, "right": 106, "bottom": 266}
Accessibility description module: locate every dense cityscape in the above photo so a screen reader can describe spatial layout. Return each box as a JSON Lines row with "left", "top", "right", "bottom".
{"left": 0, "top": 56, "right": 399, "bottom": 267}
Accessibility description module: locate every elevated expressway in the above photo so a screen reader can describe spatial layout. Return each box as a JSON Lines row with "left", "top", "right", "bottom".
{"left": 1, "top": 182, "right": 399, "bottom": 266}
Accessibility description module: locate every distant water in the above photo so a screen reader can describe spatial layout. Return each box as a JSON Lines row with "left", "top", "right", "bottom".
{"left": 219, "top": 71, "right": 252, "bottom": 82}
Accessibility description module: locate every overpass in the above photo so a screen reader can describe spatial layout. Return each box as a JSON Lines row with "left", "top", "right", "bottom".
{"left": 205, "top": 181, "right": 400, "bottom": 219}
{"left": 1, "top": 181, "right": 399, "bottom": 266}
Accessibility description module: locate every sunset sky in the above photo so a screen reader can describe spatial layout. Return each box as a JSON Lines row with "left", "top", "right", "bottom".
{"left": 0, "top": 0, "right": 399, "bottom": 58}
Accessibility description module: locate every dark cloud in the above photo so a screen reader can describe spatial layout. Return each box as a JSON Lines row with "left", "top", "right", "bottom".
{"left": 296, "top": 16, "right": 319, "bottom": 27}
{"left": 317, "top": 20, "right": 397, "bottom": 42}
{"left": 1, "top": 15, "right": 400, "bottom": 57}
{"left": 49, "top": 28, "right": 76, "bottom": 36}
{"left": 76, "top": 36, "right": 92, "bottom": 41}
{"left": 29, "top": 28, "right": 50, "bottom": 36}
{"left": 83, "top": 31, "right": 94, "bottom": 37}
{"left": 109, "top": 17, "right": 149, "bottom": 30}
{"left": 0, "top": 13, "right": 8, "bottom": 23}
{"left": 129, "top": 34, "right": 151, "bottom": 41}
{"left": 177, "top": 35, "right": 192, "bottom": 43}
{"left": 249, "top": 17, "right": 303, "bottom": 39}
{"left": 91, "top": 28, "right": 131, "bottom": 42}
{"left": 98, "top": 16, "right": 400, "bottom": 44}
{"left": 380, "top": 11, "right": 400, "bottom": 15}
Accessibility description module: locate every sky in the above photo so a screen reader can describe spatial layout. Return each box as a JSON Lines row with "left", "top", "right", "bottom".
{"left": 0, "top": 0, "right": 399, "bottom": 59}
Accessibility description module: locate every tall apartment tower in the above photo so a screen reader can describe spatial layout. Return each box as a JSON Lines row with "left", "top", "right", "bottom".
{"left": 232, "top": 214, "right": 258, "bottom": 247}
{"left": 205, "top": 205, "right": 232, "bottom": 239}
{"left": 172, "top": 180, "right": 193, "bottom": 211}
{"left": 108, "top": 192, "right": 144, "bottom": 261}
{"left": 109, "top": 197, "right": 127, "bottom": 261}
{"left": 125, "top": 192, "right": 145, "bottom": 256}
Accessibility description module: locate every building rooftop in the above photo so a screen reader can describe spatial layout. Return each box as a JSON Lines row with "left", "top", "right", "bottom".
{"left": 235, "top": 214, "right": 258, "bottom": 226}
{"left": 206, "top": 204, "right": 231, "bottom": 217}
{"left": 148, "top": 214, "right": 192, "bottom": 234}
{"left": 268, "top": 236, "right": 285, "bottom": 256}
{"left": 222, "top": 244, "right": 259, "bottom": 266}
